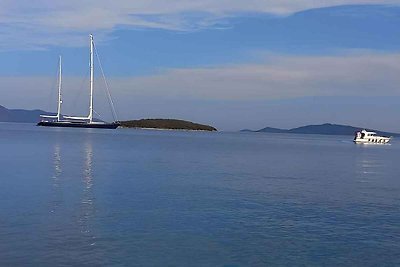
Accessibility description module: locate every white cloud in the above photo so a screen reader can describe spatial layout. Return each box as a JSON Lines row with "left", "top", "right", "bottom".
{"left": 0, "top": 0, "right": 399, "bottom": 49}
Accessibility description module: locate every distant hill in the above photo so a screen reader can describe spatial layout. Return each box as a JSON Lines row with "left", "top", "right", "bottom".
{"left": 0, "top": 105, "right": 105, "bottom": 123}
{"left": 120, "top": 119, "right": 217, "bottom": 131}
{"left": 242, "top": 123, "right": 400, "bottom": 137}
{"left": 0, "top": 105, "right": 52, "bottom": 123}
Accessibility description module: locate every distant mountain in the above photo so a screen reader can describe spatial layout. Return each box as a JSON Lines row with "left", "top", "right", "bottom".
{"left": 243, "top": 123, "right": 400, "bottom": 137}
{"left": 257, "top": 126, "right": 288, "bottom": 134}
{"left": 0, "top": 105, "right": 52, "bottom": 123}
{"left": 0, "top": 105, "right": 107, "bottom": 123}
{"left": 120, "top": 119, "right": 217, "bottom": 131}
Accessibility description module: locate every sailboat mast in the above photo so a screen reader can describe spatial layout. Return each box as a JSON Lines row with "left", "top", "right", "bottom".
{"left": 88, "top": 34, "right": 94, "bottom": 123}
{"left": 57, "top": 55, "right": 62, "bottom": 122}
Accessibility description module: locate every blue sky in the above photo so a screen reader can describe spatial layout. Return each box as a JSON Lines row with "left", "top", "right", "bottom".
{"left": 1, "top": 1, "right": 400, "bottom": 131}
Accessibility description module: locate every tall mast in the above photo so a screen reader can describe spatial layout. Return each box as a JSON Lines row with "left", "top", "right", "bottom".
{"left": 88, "top": 34, "right": 94, "bottom": 123}
{"left": 57, "top": 55, "right": 62, "bottom": 122}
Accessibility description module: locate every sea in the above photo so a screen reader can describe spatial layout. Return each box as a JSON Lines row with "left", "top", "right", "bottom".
{"left": 0, "top": 123, "right": 399, "bottom": 266}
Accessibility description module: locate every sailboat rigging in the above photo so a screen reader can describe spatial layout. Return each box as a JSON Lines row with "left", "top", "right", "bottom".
{"left": 40, "top": 55, "right": 63, "bottom": 122}
{"left": 38, "top": 34, "right": 119, "bottom": 129}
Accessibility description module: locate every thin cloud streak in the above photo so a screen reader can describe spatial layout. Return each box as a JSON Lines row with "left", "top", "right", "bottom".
{"left": 114, "top": 53, "right": 400, "bottom": 100}
{"left": 2, "top": 52, "right": 400, "bottom": 107}
{"left": 1, "top": 0, "right": 399, "bottom": 49}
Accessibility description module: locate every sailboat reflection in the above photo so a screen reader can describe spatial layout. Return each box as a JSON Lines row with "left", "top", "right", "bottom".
{"left": 50, "top": 143, "right": 62, "bottom": 213}
{"left": 79, "top": 140, "right": 97, "bottom": 246}
{"left": 83, "top": 141, "right": 94, "bottom": 192}
{"left": 53, "top": 144, "right": 62, "bottom": 186}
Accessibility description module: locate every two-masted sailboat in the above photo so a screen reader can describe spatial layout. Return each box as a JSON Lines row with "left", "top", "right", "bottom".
{"left": 38, "top": 34, "right": 119, "bottom": 129}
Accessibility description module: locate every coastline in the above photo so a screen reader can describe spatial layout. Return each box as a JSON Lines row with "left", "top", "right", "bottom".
{"left": 118, "top": 126, "right": 216, "bottom": 132}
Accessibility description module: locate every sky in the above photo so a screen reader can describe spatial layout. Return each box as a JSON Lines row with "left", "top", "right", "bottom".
{"left": 1, "top": 1, "right": 400, "bottom": 131}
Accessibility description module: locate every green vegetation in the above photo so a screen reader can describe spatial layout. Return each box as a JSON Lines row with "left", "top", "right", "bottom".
{"left": 120, "top": 119, "right": 217, "bottom": 131}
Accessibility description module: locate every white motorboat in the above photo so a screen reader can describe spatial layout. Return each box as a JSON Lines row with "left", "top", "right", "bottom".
{"left": 354, "top": 130, "right": 391, "bottom": 144}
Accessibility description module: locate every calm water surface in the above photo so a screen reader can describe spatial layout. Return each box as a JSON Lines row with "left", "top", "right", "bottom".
{"left": 0, "top": 123, "right": 399, "bottom": 266}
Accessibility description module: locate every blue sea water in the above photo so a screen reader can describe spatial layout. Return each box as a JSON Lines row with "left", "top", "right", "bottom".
{"left": 0, "top": 123, "right": 399, "bottom": 266}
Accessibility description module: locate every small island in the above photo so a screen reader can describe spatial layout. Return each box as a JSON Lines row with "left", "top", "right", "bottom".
{"left": 119, "top": 119, "right": 217, "bottom": 131}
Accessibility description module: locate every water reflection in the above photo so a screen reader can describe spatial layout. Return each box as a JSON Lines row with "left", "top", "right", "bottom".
{"left": 354, "top": 147, "right": 383, "bottom": 180}
{"left": 79, "top": 140, "right": 96, "bottom": 246}
{"left": 83, "top": 141, "right": 94, "bottom": 192}
{"left": 50, "top": 143, "right": 62, "bottom": 213}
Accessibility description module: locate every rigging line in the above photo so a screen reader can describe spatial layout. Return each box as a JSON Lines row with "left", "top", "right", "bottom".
{"left": 93, "top": 43, "right": 119, "bottom": 122}
{"left": 94, "top": 44, "right": 118, "bottom": 122}
{"left": 70, "top": 69, "right": 89, "bottom": 112}
{"left": 93, "top": 109, "right": 105, "bottom": 122}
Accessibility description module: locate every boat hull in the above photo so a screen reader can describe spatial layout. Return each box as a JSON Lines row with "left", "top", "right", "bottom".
{"left": 37, "top": 121, "right": 119, "bottom": 129}
{"left": 354, "top": 138, "right": 390, "bottom": 144}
